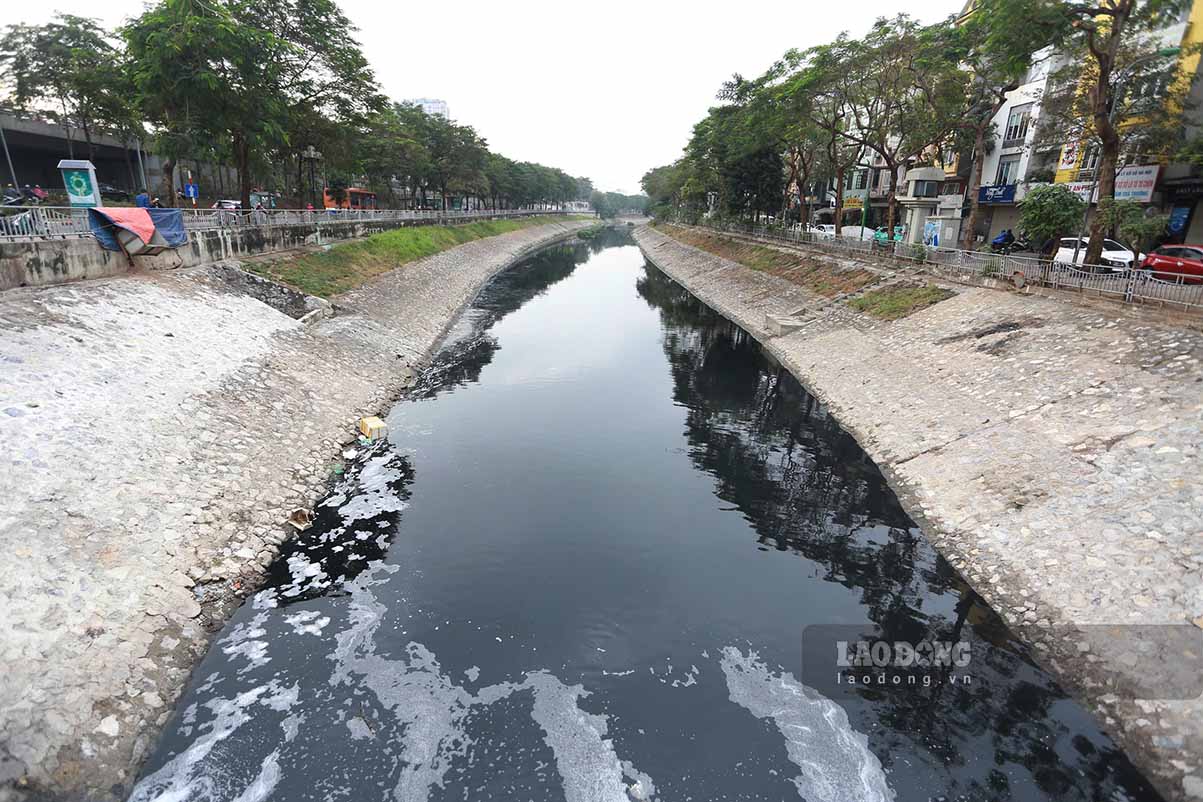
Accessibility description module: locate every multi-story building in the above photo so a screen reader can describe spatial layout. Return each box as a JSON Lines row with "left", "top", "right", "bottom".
{"left": 970, "top": 1, "right": 1203, "bottom": 247}
{"left": 968, "top": 52, "right": 1058, "bottom": 243}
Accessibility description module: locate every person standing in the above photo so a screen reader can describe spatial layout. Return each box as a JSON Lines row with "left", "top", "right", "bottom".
{"left": 135, "top": 189, "right": 151, "bottom": 208}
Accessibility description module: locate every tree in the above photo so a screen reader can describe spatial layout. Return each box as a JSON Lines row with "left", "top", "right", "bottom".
{"left": 838, "top": 17, "right": 966, "bottom": 234}
{"left": 126, "top": 0, "right": 380, "bottom": 208}
{"left": 944, "top": 0, "right": 1074, "bottom": 248}
{"left": 1056, "top": 0, "right": 1190, "bottom": 263}
{"left": 1018, "top": 182, "right": 1086, "bottom": 251}
{"left": 0, "top": 15, "right": 126, "bottom": 162}
{"left": 776, "top": 41, "right": 866, "bottom": 235}
{"left": 124, "top": 0, "right": 244, "bottom": 205}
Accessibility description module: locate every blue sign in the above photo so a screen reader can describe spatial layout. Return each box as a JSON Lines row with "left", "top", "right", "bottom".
{"left": 1169, "top": 205, "right": 1191, "bottom": 234}
{"left": 184, "top": 182, "right": 199, "bottom": 199}
{"left": 978, "top": 184, "right": 1017, "bottom": 204}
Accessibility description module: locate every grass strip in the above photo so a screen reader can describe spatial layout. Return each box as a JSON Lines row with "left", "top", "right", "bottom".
{"left": 249, "top": 215, "right": 591, "bottom": 297}
{"left": 848, "top": 283, "right": 955, "bottom": 320}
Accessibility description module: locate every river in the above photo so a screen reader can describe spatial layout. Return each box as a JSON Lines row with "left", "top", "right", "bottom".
{"left": 130, "top": 228, "right": 1160, "bottom": 802}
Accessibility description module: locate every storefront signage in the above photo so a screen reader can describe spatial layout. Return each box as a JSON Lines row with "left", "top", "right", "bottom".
{"left": 1113, "top": 164, "right": 1159, "bottom": 202}
{"left": 978, "top": 184, "right": 1017, "bottom": 204}
{"left": 1062, "top": 164, "right": 1160, "bottom": 204}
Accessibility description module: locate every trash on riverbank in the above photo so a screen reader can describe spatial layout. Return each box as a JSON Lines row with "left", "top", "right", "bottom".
{"left": 358, "top": 416, "right": 387, "bottom": 441}
{"left": 287, "top": 508, "right": 313, "bottom": 531}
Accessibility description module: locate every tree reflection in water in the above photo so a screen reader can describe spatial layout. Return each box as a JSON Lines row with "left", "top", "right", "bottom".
{"left": 636, "top": 263, "right": 1162, "bottom": 802}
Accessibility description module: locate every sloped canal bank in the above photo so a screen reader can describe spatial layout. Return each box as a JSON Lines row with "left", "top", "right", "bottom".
{"left": 129, "top": 230, "right": 1162, "bottom": 802}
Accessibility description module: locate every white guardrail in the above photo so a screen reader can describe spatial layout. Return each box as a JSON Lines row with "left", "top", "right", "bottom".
{"left": 696, "top": 221, "right": 1203, "bottom": 314}
{"left": 0, "top": 206, "right": 573, "bottom": 241}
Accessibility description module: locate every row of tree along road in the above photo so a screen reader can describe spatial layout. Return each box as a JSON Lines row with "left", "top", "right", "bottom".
{"left": 0, "top": 1, "right": 649, "bottom": 216}
{"left": 641, "top": 0, "right": 1197, "bottom": 266}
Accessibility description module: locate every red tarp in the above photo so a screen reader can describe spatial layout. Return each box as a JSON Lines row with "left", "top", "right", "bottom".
{"left": 92, "top": 207, "right": 155, "bottom": 244}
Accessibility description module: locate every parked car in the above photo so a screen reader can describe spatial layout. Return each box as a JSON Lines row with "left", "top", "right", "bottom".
{"left": 1052, "top": 237, "right": 1134, "bottom": 271}
{"left": 211, "top": 199, "right": 242, "bottom": 210}
{"left": 98, "top": 183, "right": 130, "bottom": 202}
{"left": 1140, "top": 244, "right": 1203, "bottom": 284}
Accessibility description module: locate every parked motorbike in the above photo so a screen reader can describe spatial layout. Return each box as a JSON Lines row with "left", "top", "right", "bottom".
{"left": 2, "top": 187, "right": 25, "bottom": 206}
{"left": 990, "top": 233, "right": 1031, "bottom": 255}
{"left": 20, "top": 185, "right": 46, "bottom": 204}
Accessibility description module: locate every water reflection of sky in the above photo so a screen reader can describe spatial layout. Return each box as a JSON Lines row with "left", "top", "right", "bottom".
{"left": 131, "top": 230, "right": 1162, "bottom": 802}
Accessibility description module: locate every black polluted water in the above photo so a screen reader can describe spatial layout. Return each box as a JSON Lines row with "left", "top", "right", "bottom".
{"left": 131, "top": 229, "right": 1162, "bottom": 802}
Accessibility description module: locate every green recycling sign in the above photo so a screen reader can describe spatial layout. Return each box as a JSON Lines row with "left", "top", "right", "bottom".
{"left": 57, "top": 160, "right": 102, "bottom": 207}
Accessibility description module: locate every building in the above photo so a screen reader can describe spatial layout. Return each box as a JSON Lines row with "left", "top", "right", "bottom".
{"left": 970, "top": 1, "right": 1203, "bottom": 247}
{"left": 406, "top": 98, "right": 450, "bottom": 118}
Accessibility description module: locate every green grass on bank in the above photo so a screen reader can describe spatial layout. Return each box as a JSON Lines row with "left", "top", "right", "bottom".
{"left": 848, "top": 283, "right": 955, "bottom": 320}
{"left": 248, "top": 215, "right": 592, "bottom": 297}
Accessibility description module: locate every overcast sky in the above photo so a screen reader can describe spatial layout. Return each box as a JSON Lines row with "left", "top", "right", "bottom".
{"left": 16, "top": 0, "right": 959, "bottom": 194}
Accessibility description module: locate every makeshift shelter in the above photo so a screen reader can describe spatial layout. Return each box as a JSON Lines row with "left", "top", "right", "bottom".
{"left": 87, "top": 207, "right": 187, "bottom": 262}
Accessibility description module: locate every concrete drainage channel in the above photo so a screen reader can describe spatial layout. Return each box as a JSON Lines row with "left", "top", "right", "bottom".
{"left": 633, "top": 224, "right": 1203, "bottom": 802}
{"left": 0, "top": 219, "right": 594, "bottom": 802}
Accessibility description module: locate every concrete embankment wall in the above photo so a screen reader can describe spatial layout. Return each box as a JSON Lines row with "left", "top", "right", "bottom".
{"left": 0, "top": 219, "right": 591, "bottom": 801}
{"left": 634, "top": 225, "right": 1203, "bottom": 802}
{"left": 0, "top": 213, "right": 568, "bottom": 291}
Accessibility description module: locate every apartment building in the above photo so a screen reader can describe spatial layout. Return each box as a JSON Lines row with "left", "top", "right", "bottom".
{"left": 971, "top": 1, "right": 1203, "bottom": 246}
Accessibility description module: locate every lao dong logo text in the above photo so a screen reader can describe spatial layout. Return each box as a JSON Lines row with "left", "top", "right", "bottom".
{"left": 836, "top": 639, "right": 972, "bottom": 688}
{"left": 800, "top": 626, "right": 978, "bottom": 696}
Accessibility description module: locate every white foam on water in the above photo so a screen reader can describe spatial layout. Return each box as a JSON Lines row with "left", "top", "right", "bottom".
{"left": 719, "top": 647, "right": 894, "bottom": 802}
{"left": 219, "top": 612, "right": 271, "bottom": 674}
{"left": 228, "top": 750, "right": 281, "bottom": 802}
{"left": 337, "top": 452, "right": 410, "bottom": 523}
{"left": 329, "top": 566, "right": 474, "bottom": 801}
{"left": 284, "top": 610, "right": 331, "bottom": 636}
{"left": 128, "top": 681, "right": 299, "bottom": 802}
{"left": 621, "top": 759, "right": 657, "bottom": 801}
{"left": 346, "top": 717, "right": 375, "bottom": 740}
{"left": 328, "top": 564, "right": 656, "bottom": 802}
{"left": 522, "top": 671, "right": 638, "bottom": 802}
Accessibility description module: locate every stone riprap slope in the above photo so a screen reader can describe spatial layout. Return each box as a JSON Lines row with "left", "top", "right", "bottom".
{"left": 0, "top": 219, "right": 590, "bottom": 801}
{"left": 635, "top": 225, "right": 1203, "bottom": 802}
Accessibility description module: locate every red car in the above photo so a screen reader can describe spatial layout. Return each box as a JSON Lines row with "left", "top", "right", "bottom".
{"left": 1141, "top": 244, "right": 1203, "bottom": 283}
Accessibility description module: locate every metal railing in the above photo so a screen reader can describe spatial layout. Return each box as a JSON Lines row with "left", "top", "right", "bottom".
{"left": 689, "top": 220, "right": 1203, "bottom": 314}
{"left": 0, "top": 206, "right": 575, "bottom": 241}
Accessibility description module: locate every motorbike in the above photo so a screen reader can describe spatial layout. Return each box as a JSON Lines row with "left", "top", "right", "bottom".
{"left": 990, "top": 233, "right": 1031, "bottom": 255}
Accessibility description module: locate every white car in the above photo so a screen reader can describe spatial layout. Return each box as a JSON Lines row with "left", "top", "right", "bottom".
{"left": 813, "top": 224, "right": 875, "bottom": 241}
{"left": 1053, "top": 237, "right": 1135, "bottom": 271}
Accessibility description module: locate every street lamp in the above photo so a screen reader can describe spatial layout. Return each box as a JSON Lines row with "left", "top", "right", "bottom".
{"left": 1070, "top": 46, "right": 1181, "bottom": 265}
{"left": 301, "top": 145, "right": 322, "bottom": 208}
